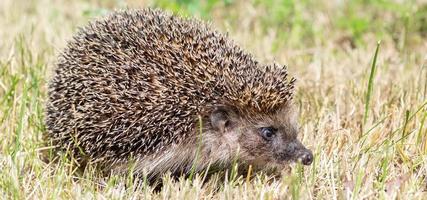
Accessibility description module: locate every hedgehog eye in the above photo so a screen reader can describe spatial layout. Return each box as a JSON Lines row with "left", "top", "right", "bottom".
{"left": 259, "top": 127, "right": 277, "bottom": 141}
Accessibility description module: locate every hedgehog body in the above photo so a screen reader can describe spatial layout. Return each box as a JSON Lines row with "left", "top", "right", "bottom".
{"left": 46, "top": 9, "right": 312, "bottom": 179}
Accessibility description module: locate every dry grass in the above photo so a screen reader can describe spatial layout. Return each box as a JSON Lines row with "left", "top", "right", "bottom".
{"left": 1, "top": 0, "right": 426, "bottom": 199}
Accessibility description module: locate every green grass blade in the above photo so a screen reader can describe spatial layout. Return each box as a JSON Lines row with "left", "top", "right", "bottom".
{"left": 363, "top": 41, "right": 381, "bottom": 127}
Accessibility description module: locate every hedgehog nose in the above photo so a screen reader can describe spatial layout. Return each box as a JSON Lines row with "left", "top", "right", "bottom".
{"left": 299, "top": 150, "right": 313, "bottom": 165}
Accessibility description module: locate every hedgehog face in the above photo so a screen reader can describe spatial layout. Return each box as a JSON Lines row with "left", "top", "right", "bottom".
{"left": 209, "top": 105, "right": 313, "bottom": 168}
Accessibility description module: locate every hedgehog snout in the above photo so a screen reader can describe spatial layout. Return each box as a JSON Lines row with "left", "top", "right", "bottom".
{"left": 278, "top": 140, "right": 313, "bottom": 165}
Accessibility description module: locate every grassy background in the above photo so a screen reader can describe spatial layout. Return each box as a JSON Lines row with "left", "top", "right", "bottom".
{"left": 1, "top": 0, "right": 427, "bottom": 199}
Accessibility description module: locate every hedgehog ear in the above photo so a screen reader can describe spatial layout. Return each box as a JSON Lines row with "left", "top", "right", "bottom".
{"left": 210, "top": 107, "right": 231, "bottom": 133}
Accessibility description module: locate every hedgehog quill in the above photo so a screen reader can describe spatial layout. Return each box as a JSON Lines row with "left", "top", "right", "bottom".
{"left": 46, "top": 9, "right": 313, "bottom": 180}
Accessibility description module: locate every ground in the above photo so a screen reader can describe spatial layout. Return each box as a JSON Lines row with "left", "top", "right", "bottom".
{"left": 0, "top": 0, "right": 426, "bottom": 199}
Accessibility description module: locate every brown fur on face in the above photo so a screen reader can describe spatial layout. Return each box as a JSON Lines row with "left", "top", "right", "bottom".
{"left": 206, "top": 104, "right": 313, "bottom": 169}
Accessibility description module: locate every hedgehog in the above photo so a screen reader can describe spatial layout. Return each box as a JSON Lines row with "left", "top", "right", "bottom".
{"left": 46, "top": 8, "right": 313, "bottom": 180}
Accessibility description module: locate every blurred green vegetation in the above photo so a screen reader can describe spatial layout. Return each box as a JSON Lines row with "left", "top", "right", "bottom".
{"left": 81, "top": 0, "right": 426, "bottom": 51}
{"left": 152, "top": 0, "right": 426, "bottom": 50}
